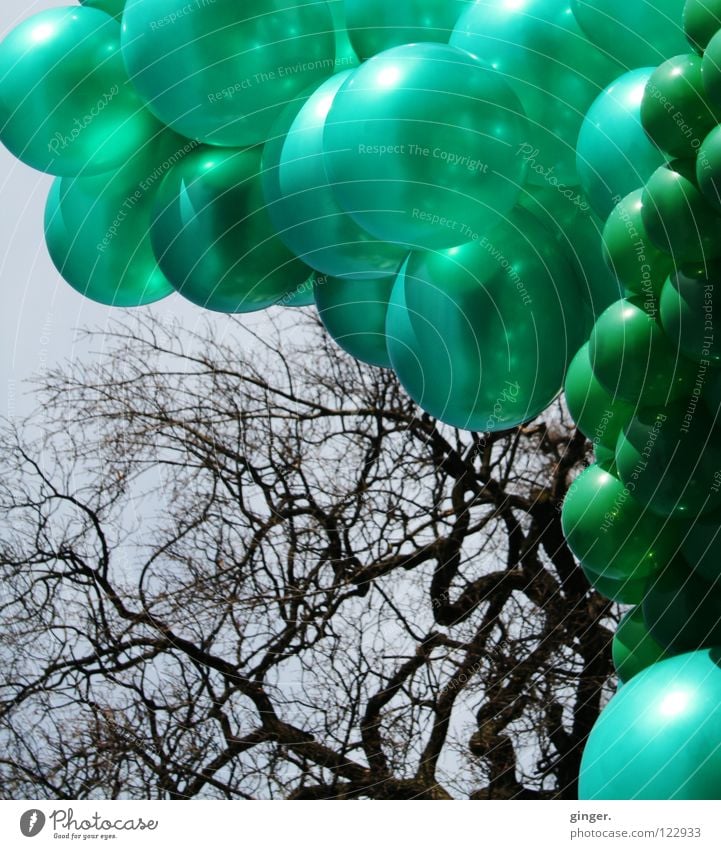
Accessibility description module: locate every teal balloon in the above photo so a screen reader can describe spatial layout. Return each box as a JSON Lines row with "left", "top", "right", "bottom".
{"left": 644, "top": 559, "right": 721, "bottom": 653}
{"left": 589, "top": 298, "right": 694, "bottom": 407}
{"left": 281, "top": 278, "right": 316, "bottom": 308}
{"left": 151, "top": 147, "right": 308, "bottom": 313}
{"left": 346, "top": 0, "right": 470, "bottom": 60}
{"left": 682, "top": 513, "right": 721, "bottom": 581}
{"left": 81, "top": 0, "right": 125, "bottom": 18}
{"left": 577, "top": 68, "right": 667, "bottom": 220}
{"left": 385, "top": 207, "right": 584, "bottom": 431}
{"left": 121, "top": 0, "right": 336, "bottom": 146}
{"left": 323, "top": 43, "right": 528, "bottom": 251}
{"left": 262, "top": 71, "right": 406, "bottom": 280}
{"left": 45, "top": 178, "right": 172, "bottom": 308}
{"left": 660, "top": 263, "right": 721, "bottom": 365}
{"left": 562, "top": 463, "right": 674, "bottom": 584}
{"left": 616, "top": 402, "right": 721, "bottom": 518}
{"left": 451, "top": 0, "right": 622, "bottom": 189}
{"left": 696, "top": 125, "right": 721, "bottom": 210}
{"left": 684, "top": 0, "right": 721, "bottom": 53}
{"left": 602, "top": 189, "right": 674, "bottom": 298}
{"left": 572, "top": 0, "right": 688, "bottom": 68}
{"left": 642, "top": 159, "right": 721, "bottom": 264}
{"left": 565, "top": 343, "right": 634, "bottom": 451}
{"left": 613, "top": 607, "right": 669, "bottom": 684}
{"left": 328, "top": 0, "right": 360, "bottom": 70}
{"left": 314, "top": 275, "right": 394, "bottom": 368}
{"left": 0, "top": 7, "right": 157, "bottom": 176}
{"left": 580, "top": 649, "right": 721, "bottom": 799}
{"left": 519, "top": 186, "right": 622, "bottom": 327}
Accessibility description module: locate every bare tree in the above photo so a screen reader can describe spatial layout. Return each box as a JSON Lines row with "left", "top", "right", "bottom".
{"left": 0, "top": 311, "right": 615, "bottom": 800}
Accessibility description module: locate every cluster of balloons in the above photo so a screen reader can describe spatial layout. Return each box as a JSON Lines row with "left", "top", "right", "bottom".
{"left": 4, "top": 0, "right": 721, "bottom": 801}
{"left": 2, "top": 0, "right": 632, "bottom": 434}
{"left": 564, "top": 0, "right": 721, "bottom": 800}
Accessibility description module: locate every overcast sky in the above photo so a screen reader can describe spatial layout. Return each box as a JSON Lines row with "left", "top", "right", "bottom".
{"left": 0, "top": 0, "right": 258, "bottom": 422}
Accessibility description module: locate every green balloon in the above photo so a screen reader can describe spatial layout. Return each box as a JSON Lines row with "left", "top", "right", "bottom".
{"left": 323, "top": 43, "right": 527, "bottom": 251}
{"left": 702, "top": 28, "right": 721, "bottom": 109}
{"left": 451, "top": 0, "right": 622, "bottom": 189}
{"left": 696, "top": 125, "right": 721, "bottom": 209}
{"left": 660, "top": 263, "right": 721, "bottom": 365}
{"left": 616, "top": 402, "right": 721, "bottom": 518}
{"left": 588, "top": 571, "right": 648, "bottom": 604}
{"left": 641, "top": 53, "right": 721, "bottom": 158}
{"left": 151, "top": 147, "right": 308, "bottom": 314}
{"left": 613, "top": 607, "right": 669, "bottom": 684}
{"left": 594, "top": 442, "right": 618, "bottom": 469}
{"left": 281, "top": 278, "right": 316, "bottom": 308}
{"left": 580, "top": 649, "right": 721, "bottom": 799}
{"left": 602, "top": 190, "right": 674, "bottom": 299}
{"left": 589, "top": 299, "right": 694, "bottom": 407}
{"left": 562, "top": 463, "right": 674, "bottom": 584}
{"left": 385, "top": 208, "right": 584, "bottom": 431}
{"left": 642, "top": 159, "right": 721, "bottom": 264}
{"left": 0, "top": 7, "right": 157, "bottom": 176}
{"left": 314, "top": 275, "right": 394, "bottom": 368}
{"left": 682, "top": 513, "right": 721, "bottom": 581}
{"left": 684, "top": 0, "right": 721, "bottom": 53}
{"left": 80, "top": 0, "right": 125, "bottom": 19}
{"left": 644, "top": 560, "right": 721, "bottom": 653}
{"left": 565, "top": 343, "right": 635, "bottom": 450}
{"left": 121, "top": 0, "right": 336, "bottom": 146}
{"left": 577, "top": 68, "right": 667, "bottom": 220}
{"left": 262, "top": 71, "right": 406, "bottom": 280}
{"left": 519, "top": 186, "right": 622, "bottom": 328}
{"left": 45, "top": 178, "right": 172, "bottom": 308}
{"left": 345, "top": 0, "right": 469, "bottom": 61}
{"left": 572, "top": 0, "right": 688, "bottom": 68}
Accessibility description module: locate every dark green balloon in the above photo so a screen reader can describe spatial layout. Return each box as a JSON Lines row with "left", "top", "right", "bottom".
{"left": 562, "top": 463, "right": 674, "bottom": 584}
{"left": 594, "top": 442, "right": 618, "bottom": 469}
{"left": 660, "top": 263, "right": 721, "bottom": 365}
{"left": 519, "top": 187, "right": 622, "bottom": 328}
{"left": 314, "top": 275, "right": 394, "bottom": 368}
{"left": 0, "top": 7, "right": 157, "bottom": 176}
{"left": 572, "top": 0, "right": 688, "bottom": 68}
{"left": 385, "top": 207, "right": 584, "bottom": 431}
{"left": 345, "top": 0, "right": 469, "bottom": 60}
{"left": 602, "top": 190, "right": 674, "bottom": 299}
{"left": 151, "top": 147, "right": 308, "bottom": 314}
{"left": 451, "top": 0, "right": 622, "bottom": 189}
{"left": 580, "top": 649, "right": 721, "bottom": 799}
{"left": 589, "top": 299, "right": 694, "bottom": 407}
{"left": 121, "top": 0, "right": 336, "bottom": 147}
{"left": 613, "top": 607, "right": 669, "bottom": 684}
{"left": 44, "top": 178, "right": 172, "bottom": 308}
{"left": 702, "top": 28, "right": 721, "bottom": 109}
{"left": 643, "top": 158, "right": 721, "bottom": 265}
{"left": 642, "top": 53, "right": 721, "bottom": 158}
{"left": 644, "top": 559, "right": 721, "bottom": 653}
{"left": 577, "top": 68, "right": 667, "bottom": 220}
{"left": 616, "top": 401, "right": 721, "bottom": 518}
{"left": 588, "top": 571, "right": 647, "bottom": 604}
{"left": 682, "top": 513, "right": 721, "bottom": 581}
{"left": 323, "top": 43, "right": 528, "bottom": 251}
{"left": 565, "top": 343, "right": 635, "bottom": 450}
{"left": 262, "top": 71, "right": 406, "bottom": 281}
{"left": 684, "top": 0, "right": 721, "bottom": 52}
{"left": 80, "top": 0, "right": 125, "bottom": 18}
{"left": 696, "top": 125, "right": 721, "bottom": 209}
